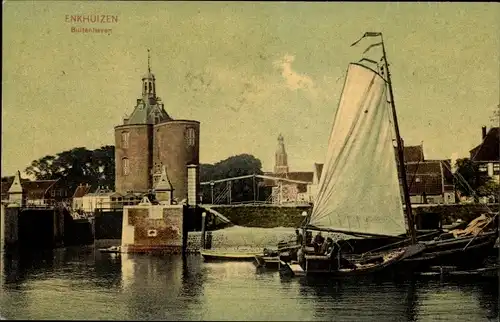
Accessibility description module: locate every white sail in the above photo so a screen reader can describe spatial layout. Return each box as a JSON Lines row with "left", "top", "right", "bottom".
{"left": 309, "top": 63, "right": 407, "bottom": 237}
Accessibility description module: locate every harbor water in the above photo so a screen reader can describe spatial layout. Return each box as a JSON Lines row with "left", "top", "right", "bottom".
{"left": 0, "top": 247, "right": 498, "bottom": 321}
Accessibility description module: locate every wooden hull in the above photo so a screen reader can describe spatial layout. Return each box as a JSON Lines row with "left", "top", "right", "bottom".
{"left": 254, "top": 255, "right": 281, "bottom": 269}
{"left": 200, "top": 250, "right": 262, "bottom": 262}
{"left": 399, "top": 231, "right": 498, "bottom": 271}
{"left": 280, "top": 244, "right": 424, "bottom": 278}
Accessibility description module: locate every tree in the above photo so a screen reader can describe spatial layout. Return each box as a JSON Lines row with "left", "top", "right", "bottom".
{"left": 477, "top": 180, "right": 500, "bottom": 201}
{"left": 199, "top": 154, "right": 265, "bottom": 203}
{"left": 455, "top": 158, "right": 495, "bottom": 199}
{"left": 25, "top": 145, "right": 115, "bottom": 194}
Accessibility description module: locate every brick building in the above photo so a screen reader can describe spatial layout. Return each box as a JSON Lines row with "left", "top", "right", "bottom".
{"left": 403, "top": 144, "right": 455, "bottom": 204}
{"left": 114, "top": 51, "right": 200, "bottom": 202}
{"left": 470, "top": 126, "right": 499, "bottom": 183}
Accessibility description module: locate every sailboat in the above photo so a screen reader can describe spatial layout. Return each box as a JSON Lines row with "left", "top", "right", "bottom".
{"left": 277, "top": 33, "right": 498, "bottom": 278}
{"left": 279, "top": 32, "right": 427, "bottom": 278}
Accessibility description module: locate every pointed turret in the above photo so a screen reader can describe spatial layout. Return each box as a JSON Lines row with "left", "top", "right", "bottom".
{"left": 8, "top": 170, "right": 24, "bottom": 206}
{"left": 154, "top": 165, "right": 174, "bottom": 204}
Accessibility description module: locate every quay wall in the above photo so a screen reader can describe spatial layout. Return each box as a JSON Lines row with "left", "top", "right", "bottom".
{"left": 208, "top": 204, "right": 309, "bottom": 228}
{"left": 208, "top": 203, "right": 498, "bottom": 228}
{"left": 91, "top": 203, "right": 497, "bottom": 250}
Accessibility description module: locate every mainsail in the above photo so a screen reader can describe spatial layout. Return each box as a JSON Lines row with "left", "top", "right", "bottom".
{"left": 308, "top": 63, "right": 407, "bottom": 237}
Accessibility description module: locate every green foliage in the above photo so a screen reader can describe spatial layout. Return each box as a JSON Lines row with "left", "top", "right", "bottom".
{"left": 476, "top": 180, "right": 500, "bottom": 199}
{"left": 25, "top": 147, "right": 268, "bottom": 202}
{"left": 199, "top": 154, "right": 269, "bottom": 203}
{"left": 25, "top": 145, "right": 115, "bottom": 193}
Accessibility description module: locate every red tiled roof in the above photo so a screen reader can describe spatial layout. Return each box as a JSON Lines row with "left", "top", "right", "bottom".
{"left": 21, "top": 179, "right": 58, "bottom": 199}
{"left": 470, "top": 127, "right": 499, "bottom": 162}
{"left": 405, "top": 161, "right": 453, "bottom": 195}
{"left": 73, "top": 184, "right": 92, "bottom": 198}
{"left": 403, "top": 145, "right": 424, "bottom": 162}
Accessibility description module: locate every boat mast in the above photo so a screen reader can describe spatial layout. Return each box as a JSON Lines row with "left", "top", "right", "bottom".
{"left": 379, "top": 34, "right": 417, "bottom": 244}
{"left": 352, "top": 32, "right": 417, "bottom": 244}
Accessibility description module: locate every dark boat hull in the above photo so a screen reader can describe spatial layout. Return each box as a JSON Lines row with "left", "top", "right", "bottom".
{"left": 280, "top": 244, "right": 425, "bottom": 278}
{"left": 399, "top": 232, "right": 498, "bottom": 272}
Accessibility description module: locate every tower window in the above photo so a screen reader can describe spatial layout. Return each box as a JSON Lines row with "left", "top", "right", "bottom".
{"left": 144, "top": 83, "right": 147, "bottom": 93}
{"left": 185, "top": 128, "right": 196, "bottom": 147}
{"left": 122, "top": 158, "right": 130, "bottom": 176}
{"left": 122, "top": 131, "right": 130, "bottom": 149}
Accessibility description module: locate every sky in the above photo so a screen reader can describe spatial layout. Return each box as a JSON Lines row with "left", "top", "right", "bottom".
{"left": 2, "top": 2, "right": 499, "bottom": 176}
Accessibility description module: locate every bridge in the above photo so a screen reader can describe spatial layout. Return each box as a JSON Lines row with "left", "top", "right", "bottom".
{"left": 200, "top": 174, "right": 312, "bottom": 206}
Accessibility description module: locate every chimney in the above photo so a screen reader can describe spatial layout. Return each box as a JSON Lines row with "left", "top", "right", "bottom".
{"left": 482, "top": 126, "right": 487, "bottom": 139}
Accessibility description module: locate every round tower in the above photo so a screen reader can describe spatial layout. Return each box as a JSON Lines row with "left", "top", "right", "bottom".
{"left": 153, "top": 120, "right": 200, "bottom": 202}
{"left": 115, "top": 124, "right": 153, "bottom": 194}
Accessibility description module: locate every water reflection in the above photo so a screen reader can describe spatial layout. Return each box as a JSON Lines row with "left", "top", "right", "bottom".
{"left": 0, "top": 248, "right": 498, "bottom": 321}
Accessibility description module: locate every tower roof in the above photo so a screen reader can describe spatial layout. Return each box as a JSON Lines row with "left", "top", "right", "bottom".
{"left": 125, "top": 100, "right": 172, "bottom": 125}
{"left": 124, "top": 50, "right": 173, "bottom": 125}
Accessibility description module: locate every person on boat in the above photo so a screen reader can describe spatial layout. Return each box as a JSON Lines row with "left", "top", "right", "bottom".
{"left": 297, "top": 246, "right": 306, "bottom": 267}
{"left": 305, "top": 231, "right": 313, "bottom": 246}
{"left": 321, "top": 237, "right": 334, "bottom": 255}
{"left": 295, "top": 229, "right": 304, "bottom": 246}
{"left": 313, "top": 232, "right": 325, "bottom": 254}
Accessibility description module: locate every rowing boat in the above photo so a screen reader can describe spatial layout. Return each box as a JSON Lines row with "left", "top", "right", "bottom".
{"left": 200, "top": 249, "right": 262, "bottom": 262}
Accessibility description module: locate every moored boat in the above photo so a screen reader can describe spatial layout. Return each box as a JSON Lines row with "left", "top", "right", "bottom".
{"left": 99, "top": 246, "right": 121, "bottom": 254}
{"left": 200, "top": 249, "right": 262, "bottom": 262}
{"left": 284, "top": 32, "right": 422, "bottom": 278}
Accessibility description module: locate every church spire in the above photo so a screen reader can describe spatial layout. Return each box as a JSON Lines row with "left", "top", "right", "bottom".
{"left": 274, "top": 133, "right": 289, "bottom": 174}
{"left": 142, "top": 49, "right": 156, "bottom": 99}
{"left": 147, "top": 48, "right": 151, "bottom": 74}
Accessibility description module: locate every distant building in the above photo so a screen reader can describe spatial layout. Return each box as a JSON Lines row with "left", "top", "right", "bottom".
{"left": 72, "top": 183, "right": 92, "bottom": 211}
{"left": 470, "top": 126, "right": 499, "bottom": 183}
{"left": 114, "top": 51, "right": 200, "bottom": 202}
{"left": 79, "top": 186, "right": 142, "bottom": 213}
{"left": 304, "top": 163, "right": 324, "bottom": 202}
{"left": 263, "top": 134, "right": 319, "bottom": 204}
{"left": 1, "top": 171, "right": 71, "bottom": 207}
{"left": 402, "top": 144, "right": 456, "bottom": 204}
{"left": 406, "top": 160, "right": 455, "bottom": 204}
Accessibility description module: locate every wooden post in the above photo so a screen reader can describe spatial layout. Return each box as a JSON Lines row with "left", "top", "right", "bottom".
{"left": 210, "top": 182, "right": 214, "bottom": 204}
{"left": 253, "top": 174, "right": 256, "bottom": 204}
{"left": 201, "top": 212, "right": 206, "bottom": 250}
{"left": 182, "top": 205, "right": 188, "bottom": 256}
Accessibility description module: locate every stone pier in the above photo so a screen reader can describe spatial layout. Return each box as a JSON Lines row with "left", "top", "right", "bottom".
{"left": 1, "top": 204, "right": 20, "bottom": 251}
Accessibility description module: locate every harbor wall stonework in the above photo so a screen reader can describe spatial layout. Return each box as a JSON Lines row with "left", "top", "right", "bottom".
{"left": 208, "top": 204, "right": 496, "bottom": 228}
{"left": 186, "top": 226, "right": 345, "bottom": 253}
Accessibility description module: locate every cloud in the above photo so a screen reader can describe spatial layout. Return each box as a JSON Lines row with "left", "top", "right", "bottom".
{"left": 194, "top": 55, "right": 339, "bottom": 114}
{"left": 273, "top": 54, "right": 315, "bottom": 92}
